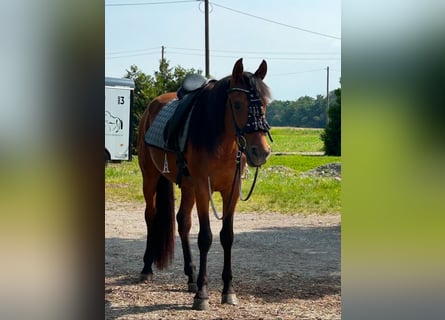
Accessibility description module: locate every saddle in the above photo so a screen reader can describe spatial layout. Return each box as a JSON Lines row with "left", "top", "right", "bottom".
{"left": 144, "top": 74, "right": 211, "bottom": 186}
{"left": 164, "top": 74, "right": 208, "bottom": 145}
{"left": 177, "top": 73, "right": 207, "bottom": 99}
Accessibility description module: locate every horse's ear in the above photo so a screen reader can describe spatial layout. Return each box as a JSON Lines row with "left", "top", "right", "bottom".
{"left": 254, "top": 60, "right": 267, "bottom": 80}
{"left": 232, "top": 58, "right": 244, "bottom": 82}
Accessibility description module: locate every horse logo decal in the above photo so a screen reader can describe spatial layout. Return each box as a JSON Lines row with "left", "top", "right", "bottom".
{"left": 105, "top": 111, "right": 123, "bottom": 134}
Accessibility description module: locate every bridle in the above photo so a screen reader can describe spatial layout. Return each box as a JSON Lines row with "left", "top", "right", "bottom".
{"left": 226, "top": 86, "right": 273, "bottom": 142}
{"left": 208, "top": 84, "right": 273, "bottom": 220}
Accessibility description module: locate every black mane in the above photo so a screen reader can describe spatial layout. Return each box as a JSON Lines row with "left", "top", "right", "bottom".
{"left": 188, "top": 72, "right": 271, "bottom": 154}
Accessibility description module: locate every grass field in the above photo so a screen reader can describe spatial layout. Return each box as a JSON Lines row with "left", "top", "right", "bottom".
{"left": 105, "top": 127, "right": 341, "bottom": 214}
{"left": 269, "top": 127, "right": 324, "bottom": 153}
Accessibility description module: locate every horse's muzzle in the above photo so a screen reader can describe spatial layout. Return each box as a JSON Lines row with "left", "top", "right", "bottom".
{"left": 246, "top": 144, "right": 271, "bottom": 167}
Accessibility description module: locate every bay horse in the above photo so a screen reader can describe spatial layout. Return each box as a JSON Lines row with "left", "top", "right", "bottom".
{"left": 137, "top": 58, "right": 272, "bottom": 310}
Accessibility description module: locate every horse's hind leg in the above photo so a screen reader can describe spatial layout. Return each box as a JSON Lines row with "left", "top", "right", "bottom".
{"left": 176, "top": 187, "right": 197, "bottom": 292}
{"left": 139, "top": 168, "right": 161, "bottom": 282}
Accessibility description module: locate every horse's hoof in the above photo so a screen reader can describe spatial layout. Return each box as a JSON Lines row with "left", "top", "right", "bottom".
{"left": 188, "top": 282, "right": 198, "bottom": 293}
{"left": 192, "top": 297, "right": 209, "bottom": 310}
{"left": 221, "top": 293, "right": 238, "bottom": 305}
{"left": 139, "top": 273, "right": 153, "bottom": 283}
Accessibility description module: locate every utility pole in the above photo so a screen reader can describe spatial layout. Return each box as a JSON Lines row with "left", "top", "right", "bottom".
{"left": 161, "top": 45, "right": 165, "bottom": 61}
{"left": 326, "top": 66, "right": 330, "bottom": 124}
{"left": 204, "top": 0, "right": 210, "bottom": 77}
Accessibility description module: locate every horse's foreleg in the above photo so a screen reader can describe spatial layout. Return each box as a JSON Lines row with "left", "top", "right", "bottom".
{"left": 176, "top": 187, "right": 197, "bottom": 292}
{"left": 192, "top": 185, "right": 212, "bottom": 310}
{"left": 220, "top": 191, "right": 239, "bottom": 305}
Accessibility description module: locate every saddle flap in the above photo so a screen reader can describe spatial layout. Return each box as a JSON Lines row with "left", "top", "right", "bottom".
{"left": 144, "top": 90, "right": 200, "bottom": 152}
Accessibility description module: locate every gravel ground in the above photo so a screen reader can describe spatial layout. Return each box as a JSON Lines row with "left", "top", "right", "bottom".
{"left": 300, "top": 163, "right": 341, "bottom": 179}
{"left": 105, "top": 201, "right": 341, "bottom": 319}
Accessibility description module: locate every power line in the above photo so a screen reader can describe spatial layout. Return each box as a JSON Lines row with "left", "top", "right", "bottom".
{"left": 209, "top": 2, "right": 341, "bottom": 40}
{"left": 105, "top": 0, "right": 197, "bottom": 7}
{"left": 268, "top": 68, "right": 327, "bottom": 77}
{"left": 106, "top": 45, "right": 340, "bottom": 60}
{"left": 106, "top": 46, "right": 161, "bottom": 55}
{"left": 167, "top": 50, "right": 339, "bottom": 61}
{"left": 107, "top": 45, "right": 341, "bottom": 56}
{"left": 106, "top": 50, "right": 160, "bottom": 59}
{"left": 106, "top": 1, "right": 340, "bottom": 40}
{"left": 106, "top": 51, "right": 340, "bottom": 60}
{"left": 168, "top": 46, "right": 340, "bottom": 56}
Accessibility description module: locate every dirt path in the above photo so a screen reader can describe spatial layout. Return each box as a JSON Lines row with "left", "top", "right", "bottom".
{"left": 105, "top": 202, "right": 341, "bottom": 319}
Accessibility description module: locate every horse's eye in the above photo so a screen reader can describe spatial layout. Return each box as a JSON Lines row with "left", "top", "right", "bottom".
{"left": 234, "top": 102, "right": 242, "bottom": 110}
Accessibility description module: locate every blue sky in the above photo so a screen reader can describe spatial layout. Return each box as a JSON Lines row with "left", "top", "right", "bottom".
{"left": 105, "top": 0, "right": 341, "bottom": 101}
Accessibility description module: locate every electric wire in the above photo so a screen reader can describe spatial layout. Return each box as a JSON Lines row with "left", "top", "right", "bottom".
{"left": 106, "top": 0, "right": 340, "bottom": 40}
{"left": 106, "top": 0, "right": 197, "bottom": 7}
{"left": 209, "top": 1, "right": 341, "bottom": 40}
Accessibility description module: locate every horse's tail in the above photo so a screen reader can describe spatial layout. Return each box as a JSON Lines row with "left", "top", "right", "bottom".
{"left": 150, "top": 175, "right": 175, "bottom": 269}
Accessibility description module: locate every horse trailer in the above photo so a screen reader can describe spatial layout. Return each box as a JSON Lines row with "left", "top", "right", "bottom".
{"left": 105, "top": 77, "right": 135, "bottom": 162}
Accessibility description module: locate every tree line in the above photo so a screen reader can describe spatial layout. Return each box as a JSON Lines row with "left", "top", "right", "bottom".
{"left": 267, "top": 93, "right": 338, "bottom": 128}
{"left": 268, "top": 91, "right": 341, "bottom": 155}
{"left": 123, "top": 60, "right": 340, "bottom": 155}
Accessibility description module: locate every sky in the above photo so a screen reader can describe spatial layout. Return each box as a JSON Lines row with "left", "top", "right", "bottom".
{"left": 105, "top": 0, "right": 341, "bottom": 101}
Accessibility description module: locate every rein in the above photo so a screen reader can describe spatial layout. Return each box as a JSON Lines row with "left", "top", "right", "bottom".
{"left": 208, "top": 138, "right": 259, "bottom": 221}
{"left": 209, "top": 85, "right": 270, "bottom": 221}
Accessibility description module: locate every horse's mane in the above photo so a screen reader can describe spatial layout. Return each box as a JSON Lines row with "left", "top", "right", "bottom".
{"left": 188, "top": 72, "right": 271, "bottom": 154}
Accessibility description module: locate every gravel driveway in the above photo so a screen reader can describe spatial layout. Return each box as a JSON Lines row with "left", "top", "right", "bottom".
{"left": 105, "top": 201, "right": 341, "bottom": 319}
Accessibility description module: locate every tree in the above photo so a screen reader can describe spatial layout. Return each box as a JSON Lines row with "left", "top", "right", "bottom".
{"left": 267, "top": 96, "right": 327, "bottom": 128}
{"left": 124, "top": 65, "right": 157, "bottom": 155}
{"left": 321, "top": 88, "right": 341, "bottom": 155}
{"left": 124, "top": 60, "right": 202, "bottom": 155}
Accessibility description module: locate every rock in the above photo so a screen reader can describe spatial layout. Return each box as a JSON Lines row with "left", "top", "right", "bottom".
{"left": 300, "top": 162, "right": 341, "bottom": 179}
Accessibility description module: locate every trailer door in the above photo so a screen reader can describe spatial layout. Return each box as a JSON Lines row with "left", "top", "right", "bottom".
{"left": 105, "top": 86, "right": 131, "bottom": 160}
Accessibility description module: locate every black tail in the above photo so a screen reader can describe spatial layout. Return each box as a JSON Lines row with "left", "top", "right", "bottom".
{"left": 150, "top": 175, "right": 175, "bottom": 269}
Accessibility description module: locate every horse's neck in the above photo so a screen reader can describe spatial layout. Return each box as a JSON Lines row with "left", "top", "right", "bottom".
{"left": 221, "top": 101, "right": 239, "bottom": 157}
{"left": 218, "top": 134, "right": 238, "bottom": 155}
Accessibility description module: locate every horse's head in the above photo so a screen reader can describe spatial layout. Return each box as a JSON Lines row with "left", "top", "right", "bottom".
{"left": 227, "top": 58, "right": 272, "bottom": 167}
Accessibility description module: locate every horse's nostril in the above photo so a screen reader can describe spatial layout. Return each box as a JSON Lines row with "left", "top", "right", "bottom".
{"left": 249, "top": 145, "right": 271, "bottom": 161}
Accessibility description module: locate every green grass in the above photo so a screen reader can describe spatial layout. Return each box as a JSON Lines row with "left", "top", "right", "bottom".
{"left": 105, "top": 160, "right": 145, "bottom": 203}
{"left": 265, "top": 154, "right": 340, "bottom": 174}
{"left": 105, "top": 127, "right": 341, "bottom": 214}
{"left": 270, "top": 127, "right": 324, "bottom": 153}
{"left": 212, "top": 154, "right": 341, "bottom": 214}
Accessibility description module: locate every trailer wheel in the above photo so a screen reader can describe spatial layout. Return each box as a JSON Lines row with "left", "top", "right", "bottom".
{"left": 105, "top": 150, "right": 111, "bottom": 163}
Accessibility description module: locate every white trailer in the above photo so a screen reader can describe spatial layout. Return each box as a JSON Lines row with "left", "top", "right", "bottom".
{"left": 105, "top": 77, "right": 135, "bottom": 162}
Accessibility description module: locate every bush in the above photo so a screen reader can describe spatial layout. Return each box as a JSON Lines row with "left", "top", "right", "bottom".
{"left": 321, "top": 88, "right": 341, "bottom": 155}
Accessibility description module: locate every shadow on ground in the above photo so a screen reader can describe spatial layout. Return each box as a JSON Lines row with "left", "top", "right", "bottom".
{"left": 105, "top": 224, "right": 340, "bottom": 318}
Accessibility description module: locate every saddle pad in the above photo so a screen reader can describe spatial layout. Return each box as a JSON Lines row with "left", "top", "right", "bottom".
{"left": 144, "top": 99, "right": 193, "bottom": 152}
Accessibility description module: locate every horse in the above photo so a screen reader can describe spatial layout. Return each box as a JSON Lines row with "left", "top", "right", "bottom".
{"left": 137, "top": 58, "right": 272, "bottom": 310}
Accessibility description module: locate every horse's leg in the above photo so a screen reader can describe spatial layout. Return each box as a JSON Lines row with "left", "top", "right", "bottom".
{"left": 192, "top": 183, "right": 212, "bottom": 310}
{"left": 140, "top": 169, "right": 160, "bottom": 282}
{"left": 176, "top": 187, "right": 197, "bottom": 292}
{"left": 220, "top": 190, "right": 239, "bottom": 305}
